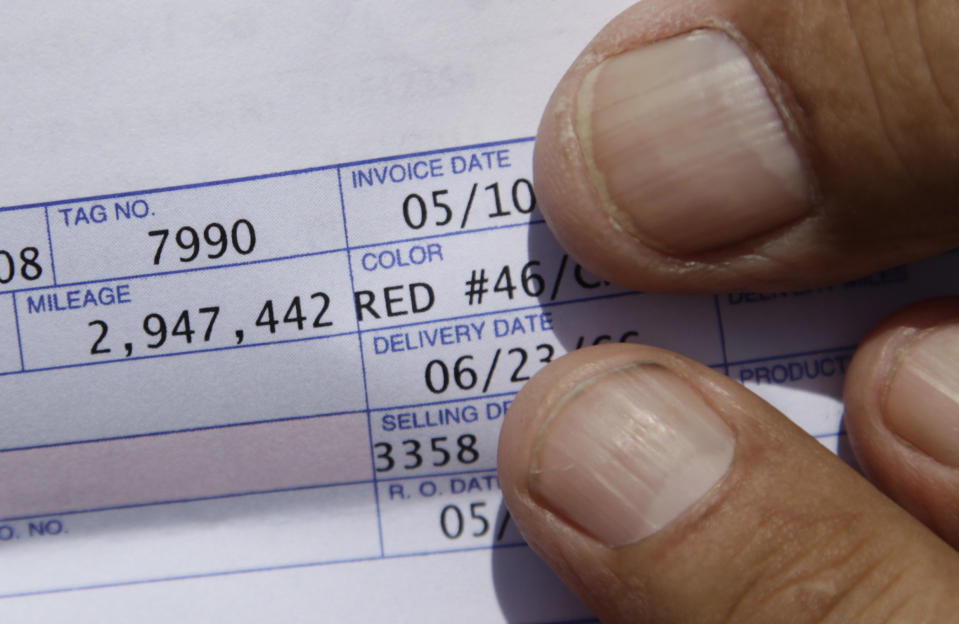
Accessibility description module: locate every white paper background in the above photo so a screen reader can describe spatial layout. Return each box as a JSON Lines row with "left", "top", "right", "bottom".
{"left": 1, "top": 2, "right": 633, "bottom": 622}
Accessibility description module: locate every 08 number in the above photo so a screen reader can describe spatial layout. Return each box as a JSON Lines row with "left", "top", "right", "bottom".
{"left": 0, "top": 247, "right": 43, "bottom": 284}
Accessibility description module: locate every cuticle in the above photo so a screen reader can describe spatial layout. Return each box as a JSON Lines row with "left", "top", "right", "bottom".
{"left": 877, "top": 326, "right": 928, "bottom": 417}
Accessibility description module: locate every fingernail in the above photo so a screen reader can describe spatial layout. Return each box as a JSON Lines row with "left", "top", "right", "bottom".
{"left": 530, "top": 363, "right": 735, "bottom": 547}
{"left": 883, "top": 324, "right": 959, "bottom": 467}
{"left": 577, "top": 29, "right": 809, "bottom": 254}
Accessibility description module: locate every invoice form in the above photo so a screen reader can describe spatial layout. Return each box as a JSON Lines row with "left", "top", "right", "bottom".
{"left": 1, "top": 2, "right": 956, "bottom": 622}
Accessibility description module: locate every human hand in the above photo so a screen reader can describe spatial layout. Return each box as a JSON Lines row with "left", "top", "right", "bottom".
{"left": 498, "top": 1, "right": 959, "bottom": 621}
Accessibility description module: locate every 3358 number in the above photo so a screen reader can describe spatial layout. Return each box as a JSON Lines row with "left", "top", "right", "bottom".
{"left": 148, "top": 219, "right": 255, "bottom": 265}
{"left": 373, "top": 434, "right": 479, "bottom": 473}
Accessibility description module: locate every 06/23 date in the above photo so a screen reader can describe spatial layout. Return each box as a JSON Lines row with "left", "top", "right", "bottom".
{"left": 86, "top": 291, "right": 332, "bottom": 357}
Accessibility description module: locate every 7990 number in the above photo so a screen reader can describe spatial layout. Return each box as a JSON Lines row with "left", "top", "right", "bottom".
{"left": 149, "top": 219, "right": 255, "bottom": 265}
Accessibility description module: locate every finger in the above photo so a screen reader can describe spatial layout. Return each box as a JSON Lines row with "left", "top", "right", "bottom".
{"left": 845, "top": 297, "right": 959, "bottom": 547}
{"left": 498, "top": 344, "right": 959, "bottom": 623}
{"left": 534, "top": 0, "right": 959, "bottom": 293}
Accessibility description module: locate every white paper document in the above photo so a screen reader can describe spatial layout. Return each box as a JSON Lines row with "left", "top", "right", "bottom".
{"left": 1, "top": 3, "right": 956, "bottom": 622}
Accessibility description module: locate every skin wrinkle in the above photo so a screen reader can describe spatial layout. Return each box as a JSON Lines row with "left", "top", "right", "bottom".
{"left": 840, "top": 0, "right": 912, "bottom": 177}
{"left": 816, "top": 555, "right": 887, "bottom": 623}
{"left": 777, "top": 528, "right": 932, "bottom": 623}
{"left": 718, "top": 503, "right": 813, "bottom": 622}
{"left": 604, "top": 559, "right": 652, "bottom": 623}
{"left": 876, "top": 0, "right": 907, "bottom": 89}
{"left": 882, "top": 597, "right": 919, "bottom": 624}
{"left": 731, "top": 514, "right": 881, "bottom": 620}
{"left": 913, "top": 0, "right": 959, "bottom": 123}
{"left": 876, "top": 0, "right": 958, "bottom": 173}
{"left": 721, "top": 518, "right": 790, "bottom": 623}
{"left": 853, "top": 560, "right": 921, "bottom": 623}
{"left": 784, "top": 522, "right": 877, "bottom": 586}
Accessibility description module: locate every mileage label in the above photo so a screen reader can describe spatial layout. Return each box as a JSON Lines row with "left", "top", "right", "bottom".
{"left": 0, "top": 137, "right": 952, "bottom": 599}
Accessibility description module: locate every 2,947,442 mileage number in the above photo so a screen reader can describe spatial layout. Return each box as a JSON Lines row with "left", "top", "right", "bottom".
{"left": 87, "top": 291, "right": 332, "bottom": 358}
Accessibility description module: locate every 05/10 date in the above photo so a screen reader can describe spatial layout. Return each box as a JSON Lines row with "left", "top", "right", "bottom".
{"left": 401, "top": 178, "right": 535, "bottom": 231}
{"left": 87, "top": 292, "right": 331, "bottom": 357}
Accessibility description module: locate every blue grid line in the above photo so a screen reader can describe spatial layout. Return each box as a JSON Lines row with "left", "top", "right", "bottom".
{"left": 337, "top": 166, "right": 386, "bottom": 558}
{"left": 0, "top": 217, "right": 545, "bottom": 299}
{"left": 0, "top": 390, "right": 523, "bottom": 455}
{"left": 818, "top": 430, "right": 848, "bottom": 439}
{"left": 0, "top": 136, "right": 535, "bottom": 215}
{"left": 10, "top": 293, "right": 25, "bottom": 371}
{"left": 42, "top": 206, "right": 58, "bottom": 285}
{"left": 0, "top": 290, "right": 643, "bottom": 381}
{"left": 0, "top": 465, "right": 503, "bottom": 524}
{"left": 0, "top": 439, "right": 857, "bottom": 603}
{"left": 0, "top": 323, "right": 857, "bottom": 447}
{"left": 0, "top": 304, "right": 856, "bottom": 449}
{"left": 376, "top": 466, "right": 497, "bottom": 484}
{"left": 0, "top": 328, "right": 359, "bottom": 379}
{"left": 726, "top": 345, "right": 857, "bottom": 368}
{"left": 0, "top": 478, "right": 376, "bottom": 524}
{"left": 368, "top": 389, "right": 517, "bottom": 413}
{"left": 712, "top": 295, "right": 729, "bottom": 375}
{"left": 0, "top": 390, "right": 518, "bottom": 455}
{"left": 347, "top": 216, "right": 544, "bottom": 252}
{"left": 360, "top": 290, "right": 643, "bottom": 336}
{"left": 2, "top": 246, "right": 348, "bottom": 297}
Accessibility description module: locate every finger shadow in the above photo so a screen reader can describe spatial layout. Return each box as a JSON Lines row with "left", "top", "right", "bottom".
{"left": 489, "top": 498, "right": 595, "bottom": 623}
{"left": 524, "top": 221, "right": 722, "bottom": 364}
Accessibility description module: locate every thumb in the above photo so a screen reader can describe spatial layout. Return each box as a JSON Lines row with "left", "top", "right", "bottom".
{"left": 498, "top": 344, "right": 959, "bottom": 623}
{"left": 534, "top": 0, "right": 959, "bottom": 292}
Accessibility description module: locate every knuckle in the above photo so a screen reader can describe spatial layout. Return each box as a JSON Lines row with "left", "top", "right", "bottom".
{"left": 842, "top": 0, "right": 959, "bottom": 178}
{"left": 725, "top": 511, "right": 945, "bottom": 623}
